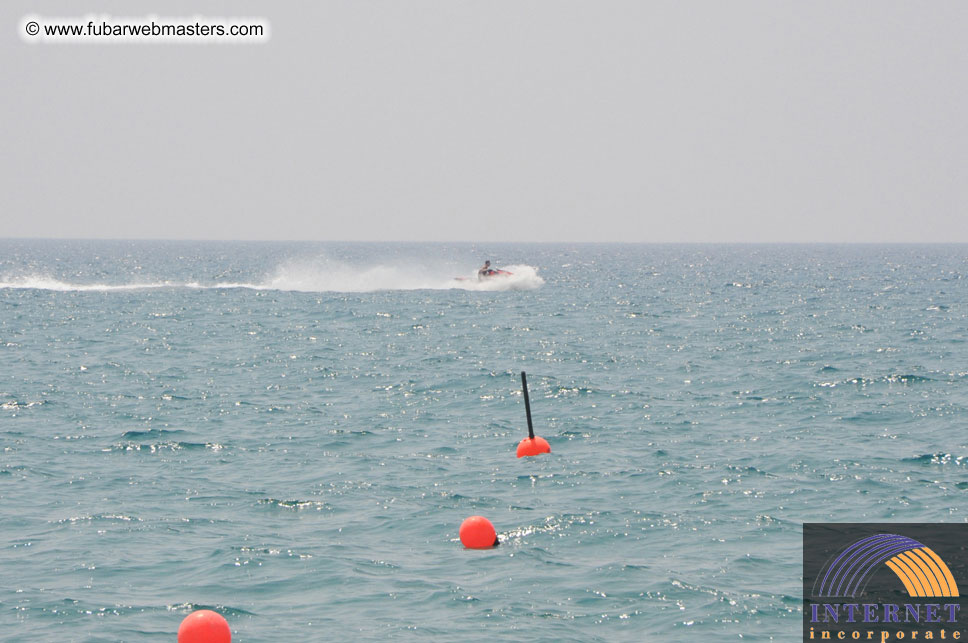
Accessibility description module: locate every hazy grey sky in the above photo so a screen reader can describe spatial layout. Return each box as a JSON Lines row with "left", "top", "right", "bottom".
{"left": 3, "top": 1, "right": 966, "bottom": 242}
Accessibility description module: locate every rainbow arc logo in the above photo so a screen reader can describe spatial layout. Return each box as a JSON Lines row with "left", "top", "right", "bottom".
{"left": 815, "top": 533, "right": 960, "bottom": 599}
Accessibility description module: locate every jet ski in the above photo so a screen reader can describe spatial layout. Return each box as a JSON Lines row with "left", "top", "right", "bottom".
{"left": 454, "top": 268, "right": 514, "bottom": 282}
{"left": 479, "top": 269, "right": 512, "bottom": 279}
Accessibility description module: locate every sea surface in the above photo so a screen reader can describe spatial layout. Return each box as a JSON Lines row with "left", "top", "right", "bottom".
{"left": 1, "top": 241, "right": 966, "bottom": 642}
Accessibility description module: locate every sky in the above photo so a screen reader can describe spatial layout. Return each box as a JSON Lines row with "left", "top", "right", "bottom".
{"left": 2, "top": 1, "right": 967, "bottom": 243}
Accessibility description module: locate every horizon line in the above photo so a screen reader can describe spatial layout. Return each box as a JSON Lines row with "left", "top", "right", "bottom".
{"left": 3, "top": 237, "right": 968, "bottom": 246}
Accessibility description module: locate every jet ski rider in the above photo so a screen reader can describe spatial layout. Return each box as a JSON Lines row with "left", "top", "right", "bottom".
{"left": 478, "top": 260, "right": 495, "bottom": 279}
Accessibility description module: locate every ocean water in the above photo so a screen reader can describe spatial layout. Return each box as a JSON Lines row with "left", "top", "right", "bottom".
{"left": 1, "top": 240, "right": 967, "bottom": 642}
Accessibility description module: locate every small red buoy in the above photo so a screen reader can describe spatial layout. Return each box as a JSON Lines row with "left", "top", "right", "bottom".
{"left": 459, "top": 515, "right": 499, "bottom": 549}
{"left": 516, "top": 436, "right": 551, "bottom": 457}
{"left": 178, "top": 609, "right": 231, "bottom": 643}
{"left": 517, "top": 371, "right": 551, "bottom": 457}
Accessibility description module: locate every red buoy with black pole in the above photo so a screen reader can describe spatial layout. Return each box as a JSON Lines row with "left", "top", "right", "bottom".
{"left": 516, "top": 371, "right": 551, "bottom": 457}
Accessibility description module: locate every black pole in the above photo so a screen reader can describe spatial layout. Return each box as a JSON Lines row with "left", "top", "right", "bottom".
{"left": 521, "top": 371, "right": 534, "bottom": 439}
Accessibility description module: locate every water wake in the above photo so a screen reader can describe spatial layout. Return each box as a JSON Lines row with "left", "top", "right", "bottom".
{"left": 265, "top": 259, "right": 544, "bottom": 292}
{"left": 0, "top": 275, "right": 252, "bottom": 292}
{"left": 0, "top": 275, "right": 174, "bottom": 292}
{"left": 0, "top": 262, "right": 545, "bottom": 293}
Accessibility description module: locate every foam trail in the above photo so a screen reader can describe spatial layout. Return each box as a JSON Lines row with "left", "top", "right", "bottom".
{"left": 0, "top": 275, "right": 174, "bottom": 292}
{"left": 264, "top": 258, "right": 544, "bottom": 292}
{"left": 0, "top": 263, "right": 544, "bottom": 293}
{"left": 264, "top": 259, "right": 544, "bottom": 292}
{"left": 0, "top": 274, "right": 266, "bottom": 292}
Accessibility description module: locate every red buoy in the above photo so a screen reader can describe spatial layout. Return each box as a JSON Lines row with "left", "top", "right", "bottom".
{"left": 459, "top": 515, "right": 499, "bottom": 549}
{"left": 516, "top": 436, "right": 551, "bottom": 457}
{"left": 178, "top": 610, "right": 231, "bottom": 643}
{"left": 517, "top": 371, "right": 551, "bottom": 457}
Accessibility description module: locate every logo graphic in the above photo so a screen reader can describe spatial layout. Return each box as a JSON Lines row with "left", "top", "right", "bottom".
{"left": 815, "top": 533, "right": 959, "bottom": 599}
{"left": 803, "top": 524, "right": 967, "bottom": 642}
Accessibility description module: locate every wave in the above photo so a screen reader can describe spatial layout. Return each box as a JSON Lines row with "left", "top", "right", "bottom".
{"left": 817, "top": 373, "right": 937, "bottom": 388}
{"left": 0, "top": 262, "right": 545, "bottom": 293}
{"left": 257, "top": 498, "right": 332, "bottom": 511}
{"left": 903, "top": 453, "right": 966, "bottom": 466}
